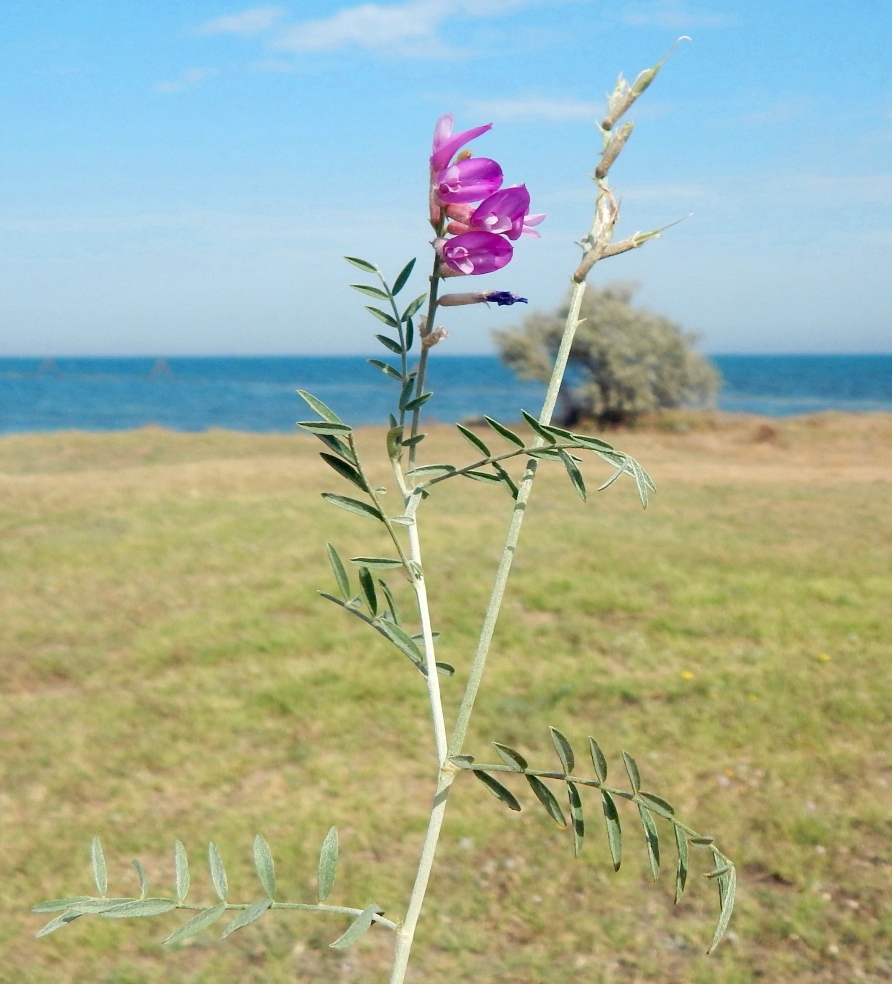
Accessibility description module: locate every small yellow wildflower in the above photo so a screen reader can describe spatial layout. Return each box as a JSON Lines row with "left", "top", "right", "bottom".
{"left": 680, "top": 670, "right": 694, "bottom": 680}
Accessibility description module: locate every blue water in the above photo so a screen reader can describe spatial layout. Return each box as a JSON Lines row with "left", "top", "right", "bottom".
{"left": 1, "top": 354, "right": 891, "bottom": 434}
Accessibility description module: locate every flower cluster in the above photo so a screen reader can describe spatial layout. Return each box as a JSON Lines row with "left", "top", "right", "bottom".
{"left": 429, "top": 114, "right": 544, "bottom": 280}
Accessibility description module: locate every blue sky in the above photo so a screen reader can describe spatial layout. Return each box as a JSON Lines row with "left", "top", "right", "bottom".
{"left": 2, "top": 0, "right": 890, "bottom": 356}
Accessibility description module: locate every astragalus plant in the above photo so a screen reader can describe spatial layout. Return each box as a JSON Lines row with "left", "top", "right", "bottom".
{"left": 34, "top": 47, "right": 736, "bottom": 984}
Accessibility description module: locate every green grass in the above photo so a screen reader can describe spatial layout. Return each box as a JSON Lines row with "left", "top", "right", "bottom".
{"left": 2, "top": 417, "right": 891, "bottom": 983}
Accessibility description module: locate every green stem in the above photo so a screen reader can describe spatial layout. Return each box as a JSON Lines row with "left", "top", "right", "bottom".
{"left": 448, "top": 279, "right": 588, "bottom": 756}
{"left": 408, "top": 253, "right": 442, "bottom": 470}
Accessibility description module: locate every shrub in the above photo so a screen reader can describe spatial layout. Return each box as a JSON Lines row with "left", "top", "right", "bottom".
{"left": 494, "top": 282, "right": 721, "bottom": 426}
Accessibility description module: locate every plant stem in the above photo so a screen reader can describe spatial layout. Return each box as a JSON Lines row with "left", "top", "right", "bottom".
{"left": 408, "top": 254, "right": 442, "bottom": 470}
{"left": 448, "top": 278, "right": 588, "bottom": 756}
{"left": 407, "top": 519, "right": 448, "bottom": 766}
{"left": 388, "top": 768, "right": 455, "bottom": 984}
{"left": 386, "top": 283, "right": 588, "bottom": 984}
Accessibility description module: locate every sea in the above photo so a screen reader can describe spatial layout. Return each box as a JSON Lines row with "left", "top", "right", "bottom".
{"left": 2, "top": 354, "right": 891, "bottom": 435}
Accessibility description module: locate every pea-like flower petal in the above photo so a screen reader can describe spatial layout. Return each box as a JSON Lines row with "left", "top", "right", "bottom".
{"left": 430, "top": 113, "right": 493, "bottom": 172}
{"left": 435, "top": 158, "right": 504, "bottom": 204}
{"left": 470, "top": 185, "right": 533, "bottom": 241}
{"left": 438, "top": 231, "right": 514, "bottom": 276}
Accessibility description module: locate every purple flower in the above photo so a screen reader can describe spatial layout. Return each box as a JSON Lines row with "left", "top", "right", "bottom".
{"left": 484, "top": 290, "right": 528, "bottom": 305}
{"left": 439, "top": 291, "right": 528, "bottom": 306}
{"left": 434, "top": 158, "right": 503, "bottom": 204}
{"left": 438, "top": 231, "right": 514, "bottom": 276}
{"left": 445, "top": 186, "right": 546, "bottom": 241}
{"left": 430, "top": 114, "right": 492, "bottom": 173}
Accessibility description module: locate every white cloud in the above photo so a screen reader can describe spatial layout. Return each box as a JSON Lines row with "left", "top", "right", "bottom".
{"left": 460, "top": 95, "right": 599, "bottom": 122}
{"left": 271, "top": 0, "right": 538, "bottom": 56}
{"left": 154, "top": 68, "right": 214, "bottom": 94}
{"left": 196, "top": 6, "right": 286, "bottom": 36}
{"left": 622, "top": 1, "right": 742, "bottom": 29}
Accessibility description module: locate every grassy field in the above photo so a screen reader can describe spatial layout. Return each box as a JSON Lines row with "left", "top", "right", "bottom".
{"left": 1, "top": 412, "right": 891, "bottom": 984}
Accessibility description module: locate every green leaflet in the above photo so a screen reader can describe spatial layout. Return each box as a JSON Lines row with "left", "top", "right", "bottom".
{"left": 35, "top": 912, "right": 82, "bottom": 938}
{"left": 637, "top": 804, "right": 660, "bottom": 880}
{"left": 550, "top": 726, "right": 575, "bottom": 774}
{"left": 520, "top": 409, "right": 557, "bottom": 443}
{"left": 558, "top": 449, "right": 587, "bottom": 501}
{"left": 32, "top": 897, "right": 95, "bottom": 914}
{"left": 320, "top": 494, "right": 384, "bottom": 523}
{"left": 208, "top": 842, "right": 228, "bottom": 902}
{"left": 368, "top": 358, "right": 402, "bottom": 380}
{"left": 401, "top": 293, "right": 427, "bottom": 321}
{"left": 350, "top": 283, "right": 389, "bottom": 299}
{"left": 391, "top": 257, "right": 416, "bottom": 295}
{"left": 474, "top": 770, "right": 522, "bottom": 812}
{"left": 100, "top": 898, "right": 178, "bottom": 918}
{"left": 674, "top": 825, "right": 688, "bottom": 904}
{"left": 317, "top": 826, "right": 338, "bottom": 903}
{"left": 462, "top": 469, "right": 503, "bottom": 485}
{"left": 349, "top": 556, "right": 403, "bottom": 569}
{"left": 455, "top": 423, "right": 491, "bottom": 456}
{"left": 132, "top": 858, "right": 148, "bottom": 897}
{"left": 707, "top": 858, "right": 737, "bottom": 953}
{"left": 366, "top": 307, "right": 399, "bottom": 328}
{"left": 253, "top": 835, "right": 277, "bottom": 899}
{"left": 492, "top": 742, "right": 528, "bottom": 771}
{"left": 327, "top": 543, "right": 350, "bottom": 599}
{"left": 375, "top": 332, "right": 403, "bottom": 353}
{"left": 90, "top": 837, "right": 107, "bottom": 896}
{"left": 329, "top": 903, "right": 382, "bottom": 950}
{"left": 403, "top": 392, "right": 433, "bottom": 412}
{"left": 163, "top": 903, "right": 227, "bottom": 946}
{"left": 358, "top": 567, "right": 378, "bottom": 614}
{"left": 320, "top": 454, "right": 368, "bottom": 493}
{"left": 601, "top": 790, "right": 622, "bottom": 871}
{"left": 376, "top": 620, "right": 424, "bottom": 669}
{"left": 221, "top": 898, "right": 272, "bottom": 939}
{"left": 525, "top": 775, "right": 566, "bottom": 827}
{"left": 622, "top": 750, "right": 641, "bottom": 794}
{"left": 484, "top": 416, "right": 525, "bottom": 448}
{"left": 344, "top": 256, "right": 380, "bottom": 274}
{"left": 174, "top": 840, "right": 189, "bottom": 902}
{"left": 568, "top": 781, "right": 585, "bottom": 857}
{"left": 588, "top": 737, "right": 608, "bottom": 783}
{"left": 638, "top": 791, "right": 675, "bottom": 819}
{"left": 297, "top": 420, "right": 353, "bottom": 436}
{"left": 491, "top": 462, "right": 519, "bottom": 499}
{"left": 297, "top": 390, "right": 345, "bottom": 425}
